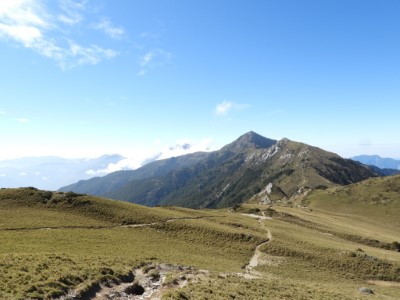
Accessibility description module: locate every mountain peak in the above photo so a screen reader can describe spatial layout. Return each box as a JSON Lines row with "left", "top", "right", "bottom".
{"left": 277, "top": 137, "right": 291, "bottom": 146}
{"left": 222, "top": 131, "right": 277, "bottom": 152}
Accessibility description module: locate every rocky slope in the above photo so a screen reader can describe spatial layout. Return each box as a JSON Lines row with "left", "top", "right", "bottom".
{"left": 60, "top": 132, "right": 381, "bottom": 208}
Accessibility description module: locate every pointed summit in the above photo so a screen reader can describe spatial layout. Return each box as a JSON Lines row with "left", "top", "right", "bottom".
{"left": 222, "top": 131, "right": 277, "bottom": 152}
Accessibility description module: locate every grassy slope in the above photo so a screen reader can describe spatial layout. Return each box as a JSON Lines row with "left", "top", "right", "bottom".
{"left": 168, "top": 176, "right": 400, "bottom": 299}
{"left": 167, "top": 209, "right": 400, "bottom": 300}
{"left": 302, "top": 175, "right": 400, "bottom": 242}
{"left": 2, "top": 183, "right": 400, "bottom": 299}
{"left": 0, "top": 188, "right": 264, "bottom": 299}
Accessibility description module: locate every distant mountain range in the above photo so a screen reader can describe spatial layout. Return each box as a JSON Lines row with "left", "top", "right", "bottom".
{"left": 0, "top": 155, "right": 125, "bottom": 190}
{"left": 60, "top": 132, "right": 385, "bottom": 208}
{"left": 351, "top": 155, "right": 400, "bottom": 170}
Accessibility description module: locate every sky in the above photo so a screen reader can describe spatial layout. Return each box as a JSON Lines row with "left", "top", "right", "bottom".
{"left": 1, "top": 0, "right": 400, "bottom": 167}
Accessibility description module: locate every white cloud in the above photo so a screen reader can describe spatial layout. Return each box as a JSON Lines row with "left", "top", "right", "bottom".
{"left": 85, "top": 138, "right": 215, "bottom": 176}
{"left": 137, "top": 49, "right": 171, "bottom": 75}
{"left": 0, "top": 23, "right": 42, "bottom": 45}
{"left": 0, "top": 0, "right": 48, "bottom": 27}
{"left": 157, "top": 139, "right": 214, "bottom": 160}
{"left": 0, "top": 111, "right": 5, "bottom": 115}
{"left": 0, "top": 0, "right": 118, "bottom": 69}
{"left": 18, "top": 171, "right": 27, "bottom": 176}
{"left": 86, "top": 157, "right": 143, "bottom": 176}
{"left": 85, "top": 169, "right": 98, "bottom": 175}
{"left": 215, "top": 101, "right": 233, "bottom": 116}
{"left": 16, "top": 118, "right": 29, "bottom": 123}
{"left": 215, "top": 101, "right": 250, "bottom": 116}
{"left": 139, "top": 52, "right": 154, "bottom": 66}
{"left": 0, "top": 0, "right": 47, "bottom": 46}
{"left": 95, "top": 19, "right": 125, "bottom": 39}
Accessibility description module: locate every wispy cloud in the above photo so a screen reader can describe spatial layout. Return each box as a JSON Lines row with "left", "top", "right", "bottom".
{"left": 58, "top": 0, "right": 86, "bottom": 25}
{"left": 0, "top": 0, "right": 118, "bottom": 69}
{"left": 86, "top": 138, "right": 215, "bottom": 176}
{"left": 215, "top": 101, "right": 233, "bottom": 116}
{"left": 65, "top": 42, "right": 117, "bottom": 68}
{"left": 215, "top": 101, "right": 250, "bottom": 116}
{"left": 156, "top": 138, "right": 214, "bottom": 160}
{"left": 16, "top": 118, "right": 29, "bottom": 123}
{"left": 139, "top": 31, "right": 160, "bottom": 40}
{"left": 137, "top": 48, "right": 171, "bottom": 76}
{"left": 0, "top": 110, "right": 5, "bottom": 115}
{"left": 95, "top": 19, "right": 125, "bottom": 39}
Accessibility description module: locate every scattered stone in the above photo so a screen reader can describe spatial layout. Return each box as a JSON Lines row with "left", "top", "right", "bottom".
{"left": 107, "top": 292, "right": 121, "bottom": 299}
{"left": 148, "top": 269, "right": 160, "bottom": 281}
{"left": 79, "top": 264, "right": 205, "bottom": 300}
{"left": 359, "top": 287, "right": 374, "bottom": 294}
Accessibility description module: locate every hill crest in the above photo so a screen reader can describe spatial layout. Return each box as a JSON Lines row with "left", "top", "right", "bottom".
{"left": 60, "top": 132, "right": 380, "bottom": 208}
{"left": 221, "top": 131, "right": 277, "bottom": 152}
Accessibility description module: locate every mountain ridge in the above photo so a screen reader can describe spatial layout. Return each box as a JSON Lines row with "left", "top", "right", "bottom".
{"left": 60, "top": 132, "right": 381, "bottom": 208}
{"left": 351, "top": 155, "right": 400, "bottom": 170}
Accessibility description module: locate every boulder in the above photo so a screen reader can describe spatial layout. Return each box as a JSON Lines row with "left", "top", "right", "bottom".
{"left": 359, "top": 287, "right": 374, "bottom": 294}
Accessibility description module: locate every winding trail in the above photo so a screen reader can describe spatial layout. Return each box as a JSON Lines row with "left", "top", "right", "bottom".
{"left": 241, "top": 213, "right": 273, "bottom": 220}
{"left": 84, "top": 213, "right": 274, "bottom": 299}
{"left": 243, "top": 213, "right": 273, "bottom": 276}
{"left": 0, "top": 215, "right": 224, "bottom": 232}
{"left": 10, "top": 212, "right": 272, "bottom": 298}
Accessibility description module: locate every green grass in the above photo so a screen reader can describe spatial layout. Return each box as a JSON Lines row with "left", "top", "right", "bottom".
{"left": 1, "top": 186, "right": 400, "bottom": 299}
{"left": 167, "top": 181, "right": 400, "bottom": 300}
{"left": 259, "top": 218, "right": 400, "bottom": 280}
{"left": 0, "top": 188, "right": 263, "bottom": 299}
{"left": 303, "top": 175, "right": 400, "bottom": 232}
{"left": 163, "top": 274, "right": 363, "bottom": 300}
{"left": 166, "top": 209, "right": 400, "bottom": 299}
{"left": 0, "top": 224, "right": 260, "bottom": 298}
{"left": 0, "top": 188, "right": 199, "bottom": 229}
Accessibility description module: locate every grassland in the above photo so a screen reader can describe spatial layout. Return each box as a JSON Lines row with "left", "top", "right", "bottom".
{"left": 303, "top": 175, "right": 400, "bottom": 234}
{"left": 0, "top": 188, "right": 265, "bottom": 299}
{"left": 1, "top": 183, "right": 400, "bottom": 299}
{"left": 165, "top": 207, "right": 400, "bottom": 300}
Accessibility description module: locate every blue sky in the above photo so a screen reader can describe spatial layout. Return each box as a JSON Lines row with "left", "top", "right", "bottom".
{"left": 1, "top": 0, "right": 400, "bottom": 164}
